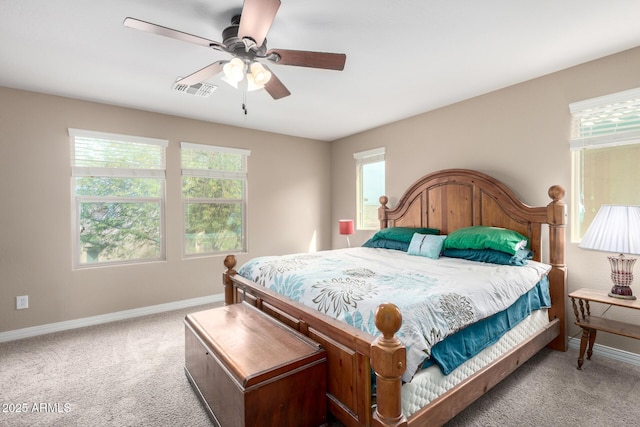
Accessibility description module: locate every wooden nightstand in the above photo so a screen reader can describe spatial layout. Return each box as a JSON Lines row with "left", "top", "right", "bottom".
{"left": 569, "top": 288, "right": 640, "bottom": 369}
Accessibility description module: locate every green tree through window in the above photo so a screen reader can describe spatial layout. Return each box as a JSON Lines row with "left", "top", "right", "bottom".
{"left": 181, "top": 143, "right": 250, "bottom": 255}
{"left": 70, "top": 129, "right": 167, "bottom": 267}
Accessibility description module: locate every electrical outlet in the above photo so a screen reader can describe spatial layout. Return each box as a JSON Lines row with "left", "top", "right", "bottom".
{"left": 16, "top": 295, "right": 28, "bottom": 310}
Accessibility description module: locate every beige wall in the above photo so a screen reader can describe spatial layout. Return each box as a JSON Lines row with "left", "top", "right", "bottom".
{"left": 3, "top": 46, "right": 640, "bottom": 357}
{"left": 331, "top": 46, "right": 640, "bottom": 355}
{"left": 0, "top": 87, "right": 331, "bottom": 332}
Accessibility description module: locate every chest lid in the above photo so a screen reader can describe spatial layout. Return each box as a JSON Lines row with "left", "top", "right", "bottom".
{"left": 185, "top": 302, "right": 325, "bottom": 387}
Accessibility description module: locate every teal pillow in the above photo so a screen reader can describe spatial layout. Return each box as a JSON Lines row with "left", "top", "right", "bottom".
{"left": 443, "top": 226, "right": 528, "bottom": 255}
{"left": 442, "top": 248, "right": 533, "bottom": 265}
{"left": 407, "top": 234, "right": 447, "bottom": 259}
{"left": 370, "top": 227, "right": 440, "bottom": 244}
{"left": 362, "top": 238, "right": 410, "bottom": 252}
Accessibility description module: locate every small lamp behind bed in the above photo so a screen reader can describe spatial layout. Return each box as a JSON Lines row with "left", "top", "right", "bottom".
{"left": 579, "top": 205, "right": 640, "bottom": 300}
{"left": 339, "top": 219, "right": 354, "bottom": 248}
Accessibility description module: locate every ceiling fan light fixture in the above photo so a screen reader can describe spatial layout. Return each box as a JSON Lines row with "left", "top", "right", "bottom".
{"left": 246, "top": 73, "right": 264, "bottom": 92}
{"left": 250, "top": 61, "right": 272, "bottom": 86}
{"left": 223, "top": 57, "right": 246, "bottom": 83}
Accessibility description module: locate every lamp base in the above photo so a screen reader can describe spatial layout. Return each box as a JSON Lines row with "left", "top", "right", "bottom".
{"left": 608, "top": 254, "right": 637, "bottom": 300}
{"left": 608, "top": 287, "right": 637, "bottom": 300}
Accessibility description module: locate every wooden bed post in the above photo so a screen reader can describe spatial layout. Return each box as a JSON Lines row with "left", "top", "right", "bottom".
{"left": 546, "top": 185, "right": 568, "bottom": 351}
{"left": 371, "top": 303, "right": 408, "bottom": 427}
{"left": 379, "top": 196, "right": 389, "bottom": 229}
{"left": 223, "top": 255, "right": 237, "bottom": 305}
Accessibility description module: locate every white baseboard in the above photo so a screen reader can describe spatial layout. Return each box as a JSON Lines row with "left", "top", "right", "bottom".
{"left": 568, "top": 336, "right": 640, "bottom": 367}
{"left": 0, "top": 294, "right": 224, "bottom": 343}
{"left": 5, "top": 303, "right": 639, "bottom": 368}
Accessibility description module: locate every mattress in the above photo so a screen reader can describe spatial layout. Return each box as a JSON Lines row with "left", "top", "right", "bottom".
{"left": 401, "top": 308, "right": 549, "bottom": 417}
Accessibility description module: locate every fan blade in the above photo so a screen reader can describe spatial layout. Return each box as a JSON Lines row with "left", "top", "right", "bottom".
{"left": 123, "top": 17, "right": 224, "bottom": 50}
{"left": 177, "top": 61, "right": 225, "bottom": 86}
{"left": 266, "top": 49, "right": 346, "bottom": 70}
{"left": 238, "top": 0, "right": 281, "bottom": 47}
{"left": 263, "top": 66, "right": 290, "bottom": 99}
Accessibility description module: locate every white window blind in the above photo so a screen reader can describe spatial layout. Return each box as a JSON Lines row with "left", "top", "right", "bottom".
{"left": 181, "top": 142, "right": 250, "bottom": 180}
{"left": 354, "top": 147, "right": 386, "bottom": 164}
{"left": 70, "top": 128, "right": 168, "bottom": 178}
{"left": 570, "top": 87, "right": 640, "bottom": 150}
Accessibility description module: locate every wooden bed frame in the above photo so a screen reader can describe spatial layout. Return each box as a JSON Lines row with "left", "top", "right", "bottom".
{"left": 222, "top": 169, "right": 567, "bottom": 427}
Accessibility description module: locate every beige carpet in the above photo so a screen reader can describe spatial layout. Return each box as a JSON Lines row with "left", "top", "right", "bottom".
{"left": 444, "top": 346, "right": 640, "bottom": 426}
{"left": 1, "top": 303, "right": 639, "bottom": 427}
{"left": 0, "top": 304, "right": 220, "bottom": 427}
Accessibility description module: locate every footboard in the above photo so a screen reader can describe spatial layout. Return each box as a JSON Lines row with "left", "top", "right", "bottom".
{"left": 223, "top": 255, "right": 385, "bottom": 427}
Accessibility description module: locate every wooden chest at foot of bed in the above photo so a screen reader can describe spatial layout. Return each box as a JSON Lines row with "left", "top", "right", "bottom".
{"left": 184, "top": 302, "right": 327, "bottom": 427}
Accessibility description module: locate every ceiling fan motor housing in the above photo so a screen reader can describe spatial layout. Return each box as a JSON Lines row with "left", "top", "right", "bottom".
{"left": 222, "top": 15, "right": 267, "bottom": 59}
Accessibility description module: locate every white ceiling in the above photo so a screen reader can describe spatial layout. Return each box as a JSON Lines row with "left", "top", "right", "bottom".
{"left": 2, "top": 0, "right": 640, "bottom": 141}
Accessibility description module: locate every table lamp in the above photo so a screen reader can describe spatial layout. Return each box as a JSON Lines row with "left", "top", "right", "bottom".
{"left": 579, "top": 205, "right": 640, "bottom": 300}
{"left": 339, "top": 219, "right": 354, "bottom": 248}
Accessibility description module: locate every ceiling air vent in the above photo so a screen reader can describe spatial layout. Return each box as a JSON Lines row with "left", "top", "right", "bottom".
{"left": 172, "top": 79, "right": 217, "bottom": 97}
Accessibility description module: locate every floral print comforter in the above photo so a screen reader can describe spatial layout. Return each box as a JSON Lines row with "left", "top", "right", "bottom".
{"left": 238, "top": 247, "right": 550, "bottom": 382}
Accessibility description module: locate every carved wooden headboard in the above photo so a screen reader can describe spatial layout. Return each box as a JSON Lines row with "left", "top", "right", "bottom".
{"left": 378, "top": 169, "right": 566, "bottom": 263}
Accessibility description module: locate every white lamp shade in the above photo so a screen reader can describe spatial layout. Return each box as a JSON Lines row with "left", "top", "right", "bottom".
{"left": 246, "top": 73, "right": 264, "bottom": 92}
{"left": 223, "top": 58, "right": 245, "bottom": 83}
{"left": 579, "top": 205, "right": 640, "bottom": 255}
{"left": 246, "top": 73, "right": 259, "bottom": 91}
{"left": 250, "top": 62, "right": 272, "bottom": 86}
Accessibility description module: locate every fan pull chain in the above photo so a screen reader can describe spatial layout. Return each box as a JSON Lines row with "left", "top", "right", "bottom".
{"left": 242, "top": 84, "right": 248, "bottom": 115}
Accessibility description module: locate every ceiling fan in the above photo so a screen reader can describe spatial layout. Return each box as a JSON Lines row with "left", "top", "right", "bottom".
{"left": 123, "top": 0, "right": 346, "bottom": 100}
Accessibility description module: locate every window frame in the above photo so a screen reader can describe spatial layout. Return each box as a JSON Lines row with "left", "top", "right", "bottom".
{"left": 569, "top": 87, "right": 640, "bottom": 242}
{"left": 180, "top": 142, "right": 250, "bottom": 257}
{"left": 69, "top": 128, "right": 168, "bottom": 269}
{"left": 354, "top": 147, "right": 386, "bottom": 231}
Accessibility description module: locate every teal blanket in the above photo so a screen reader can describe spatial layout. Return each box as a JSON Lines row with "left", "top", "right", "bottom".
{"left": 427, "top": 276, "right": 550, "bottom": 375}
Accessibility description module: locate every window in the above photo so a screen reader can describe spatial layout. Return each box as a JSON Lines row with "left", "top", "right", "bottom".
{"left": 570, "top": 87, "right": 640, "bottom": 241}
{"left": 354, "top": 147, "right": 385, "bottom": 230}
{"left": 70, "top": 129, "right": 167, "bottom": 267}
{"left": 181, "top": 143, "right": 250, "bottom": 256}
